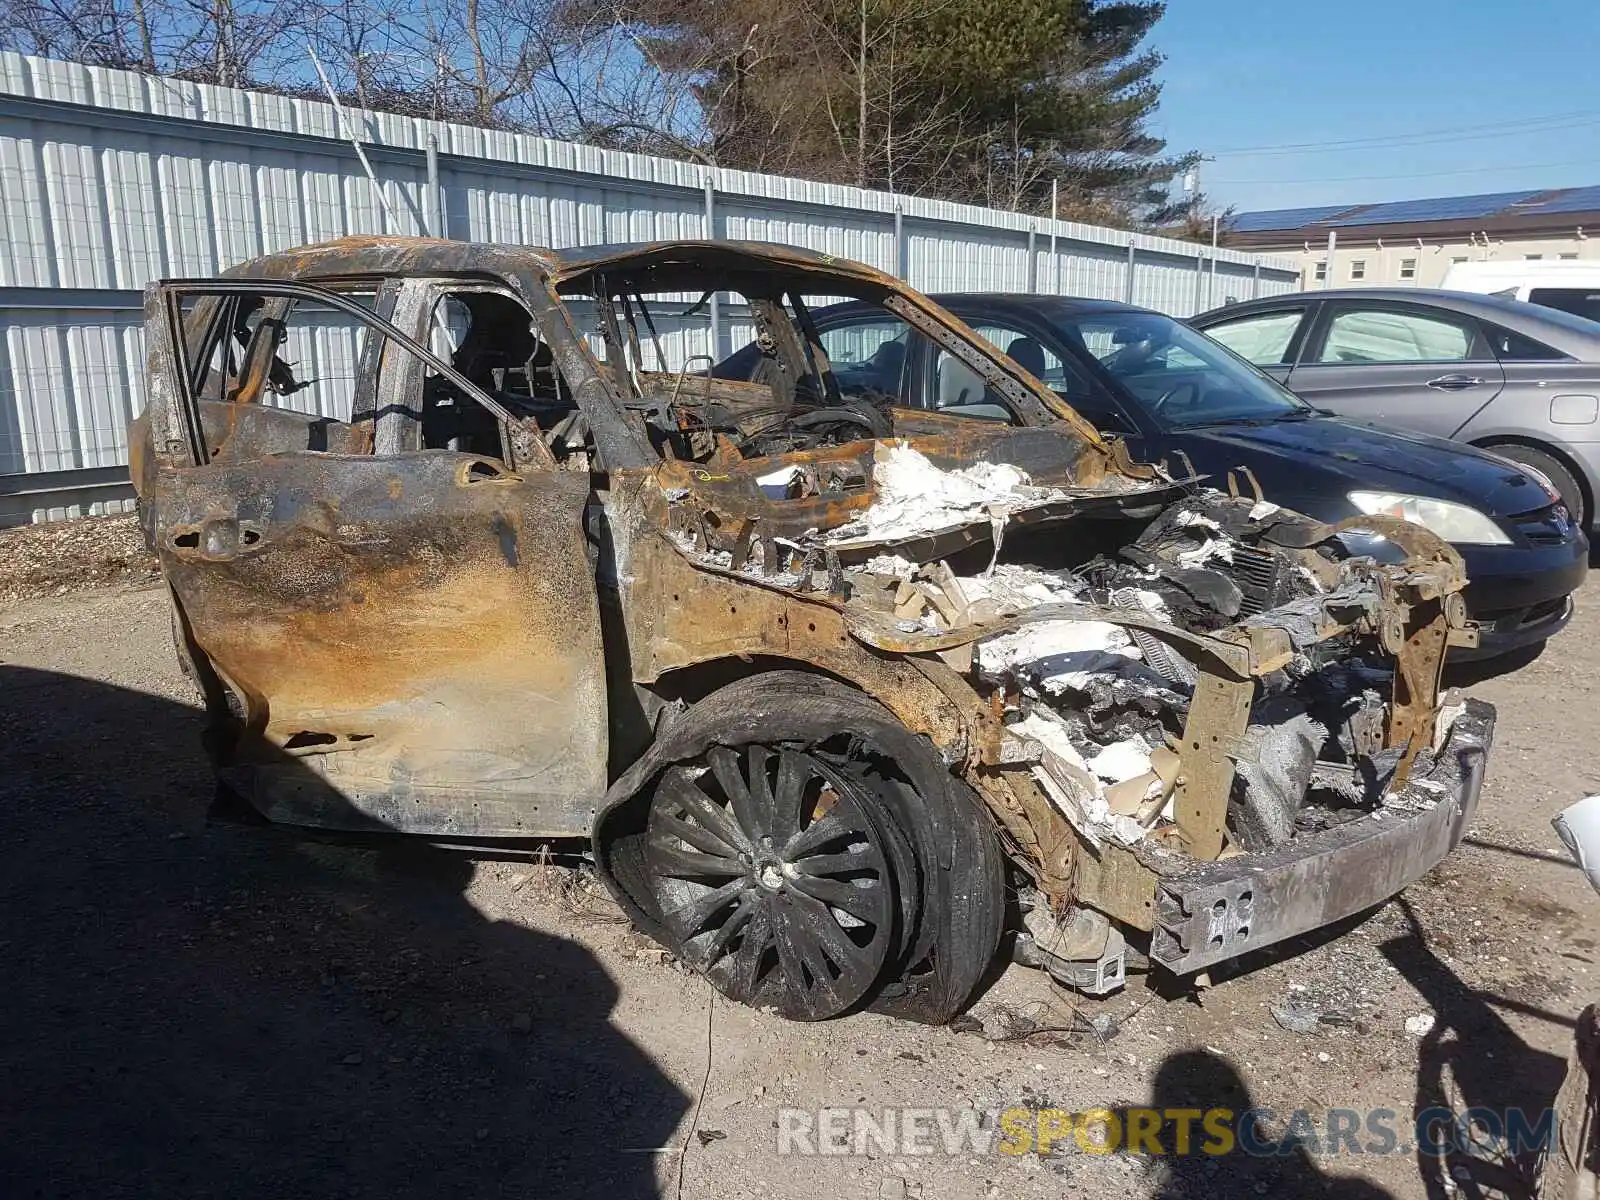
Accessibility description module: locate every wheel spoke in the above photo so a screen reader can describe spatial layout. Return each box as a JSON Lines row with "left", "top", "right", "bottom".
{"left": 773, "top": 904, "right": 844, "bottom": 1011}
{"left": 646, "top": 836, "right": 744, "bottom": 880}
{"left": 709, "top": 746, "right": 766, "bottom": 842}
{"left": 663, "top": 877, "right": 744, "bottom": 938}
{"left": 787, "top": 872, "right": 882, "bottom": 923}
{"left": 727, "top": 902, "right": 774, "bottom": 999}
{"left": 770, "top": 750, "right": 811, "bottom": 844}
{"left": 786, "top": 888, "right": 880, "bottom": 973}
{"left": 658, "top": 768, "right": 748, "bottom": 853}
{"left": 746, "top": 745, "right": 779, "bottom": 835}
{"left": 699, "top": 890, "right": 757, "bottom": 970}
{"left": 783, "top": 809, "right": 855, "bottom": 860}
{"left": 791, "top": 844, "right": 882, "bottom": 878}
{"left": 655, "top": 810, "right": 743, "bottom": 859}
{"left": 773, "top": 912, "right": 819, "bottom": 993}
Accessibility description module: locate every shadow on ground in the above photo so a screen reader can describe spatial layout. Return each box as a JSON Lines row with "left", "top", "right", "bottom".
{"left": 1384, "top": 897, "right": 1569, "bottom": 1200}
{"left": 1128, "top": 1049, "right": 1397, "bottom": 1199}
{"left": 1445, "top": 641, "right": 1547, "bottom": 689}
{"left": 0, "top": 666, "right": 686, "bottom": 1198}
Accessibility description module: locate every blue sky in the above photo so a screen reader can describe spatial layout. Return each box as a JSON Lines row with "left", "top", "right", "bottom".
{"left": 1151, "top": 0, "right": 1600, "bottom": 215}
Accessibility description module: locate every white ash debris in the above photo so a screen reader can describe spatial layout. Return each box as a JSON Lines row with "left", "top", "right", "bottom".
{"left": 1432, "top": 695, "right": 1467, "bottom": 751}
{"left": 865, "top": 558, "right": 1089, "bottom": 633}
{"left": 1175, "top": 510, "right": 1222, "bottom": 533}
{"left": 1012, "top": 710, "right": 1090, "bottom": 772}
{"left": 977, "top": 619, "right": 1145, "bottom": 691}
{"left": 755, "top": 464, "right": 804, "bottom": 498}
{"left": 1011, "top": 713, "right": 1147, "bottom": 847}
{"left": 1178, "top": 538, "right": 1234, "bottom": 569}
{"left": 1167, "top": 508, "right": 1238, "bottom": 569}
{"left": 825, "top": 442, "right": 1066, "bottom": 545}
{"left": 674, "top": 540, "right": 734, "bottom": 569}
{"left": 860, "top": 553, "right": 919, "bottom": 580}
{"left": 1086, "top": 736, "right": 1154, "bottom": 786}
{"left": 1015, "top": 711, "right": 1151, "bottom": 848}
{"left": 959, "top": 563, "right": 1082, "bottom": 610}
{"left": 1124, "top": 587, "right": 1171, "bottom": 622}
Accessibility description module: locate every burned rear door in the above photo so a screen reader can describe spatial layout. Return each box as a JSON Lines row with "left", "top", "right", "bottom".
{"left": 137, "top": 279, "right": 608, "bottom": 838}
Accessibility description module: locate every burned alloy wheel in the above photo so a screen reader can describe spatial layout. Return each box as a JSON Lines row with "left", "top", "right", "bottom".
{"left": 643, "top": 743, "right": 904, "bottom": 1021}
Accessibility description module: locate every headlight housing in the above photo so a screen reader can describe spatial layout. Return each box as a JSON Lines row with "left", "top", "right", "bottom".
{"left": 1347, "top": 490, "right": 1511, "bottom": 545}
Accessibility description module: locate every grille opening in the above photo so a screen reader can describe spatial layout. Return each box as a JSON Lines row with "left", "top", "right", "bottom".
{"left": 1228, "top": 544, "right": 1285, "bottom": 617}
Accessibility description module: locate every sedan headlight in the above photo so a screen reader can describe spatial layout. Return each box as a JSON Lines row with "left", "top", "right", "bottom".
{"left": 1347, "top": 490, "right": 1511, "bottom": 545}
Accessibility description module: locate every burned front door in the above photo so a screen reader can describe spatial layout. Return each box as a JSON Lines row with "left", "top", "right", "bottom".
{"left": 135, "top": 279, "right": 608, "bottom": 839}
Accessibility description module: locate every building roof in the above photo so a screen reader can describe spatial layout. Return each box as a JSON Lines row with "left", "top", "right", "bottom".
{"left": 1229, "top": 185, "right": 1600, "bottom": 239}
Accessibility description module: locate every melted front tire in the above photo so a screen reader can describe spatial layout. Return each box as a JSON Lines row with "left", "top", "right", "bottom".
{"left": 643, "top": 744, "right": 912, "bottom": 1020}
{"left": 598, "top": 672, "right": 1005, "bottom": 1024}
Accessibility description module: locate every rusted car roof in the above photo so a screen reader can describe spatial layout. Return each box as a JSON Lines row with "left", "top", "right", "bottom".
{"left": 220, "top": 236, "right": 901, "bottom": 289}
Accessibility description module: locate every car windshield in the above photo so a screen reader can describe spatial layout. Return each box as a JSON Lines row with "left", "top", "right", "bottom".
{"left": 1055, "top": 310, "right": 1310, "bottom": 428}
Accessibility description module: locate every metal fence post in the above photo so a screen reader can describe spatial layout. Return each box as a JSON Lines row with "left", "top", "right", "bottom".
{"left": 1049, "top": 180, "right": 1058, "bottom": 295}
{"left": 704, "top": 174, "right": 719, "bottom": 357}
{"left": 1027, "top": 223, "right": 1037, "bottom": 293}
{"left": 1252, "top": 261, "right": 1261, "bottom": 299}
{"left": 424, "top": 135, "right": 441, "bottom": 238}
{"left": 894, "top": 205, "right": 905, "bottom": 280}
{"left": 1124, "top": 241, "right": 1137, "bottom": 303}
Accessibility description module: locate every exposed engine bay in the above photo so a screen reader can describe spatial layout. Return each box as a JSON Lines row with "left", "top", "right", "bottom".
{"left": 664, "top": 439, "right": 1465, "bottom": 861}
{"left": 638, "top": 410, "right": 1484, "bottom": 990}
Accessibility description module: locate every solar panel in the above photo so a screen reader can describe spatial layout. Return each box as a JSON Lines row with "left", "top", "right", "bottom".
{"left": 1506, "top": 185, "right": 1600, "bottom": 216}
{"left": 1226, "top": 204, "right": 1362, "bottom": 233}
{"left": 1325, "top": 189, "right": 1545, "bottom": 226}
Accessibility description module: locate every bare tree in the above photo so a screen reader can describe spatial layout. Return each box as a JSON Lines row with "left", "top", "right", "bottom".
{"left": 794, "top": 0, "right": 969, "bottom": 194}
{"left": 0, "top": 0, "right": 150, "bottom": 67}
{"left": 144, "top": 0, "right": 308, "bottom": 86}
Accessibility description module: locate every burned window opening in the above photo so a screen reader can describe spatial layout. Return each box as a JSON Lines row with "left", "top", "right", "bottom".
{"left": 559, "top": 266, "right": 956, "bottom": 467}
{"left": 418, "top": 287, "right": 588, "bottom": 469}
{"left": 161, "top": 279, "right": 551, "bottom": 473}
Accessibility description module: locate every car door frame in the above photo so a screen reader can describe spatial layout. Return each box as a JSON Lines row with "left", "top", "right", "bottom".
{"left": 1285, "top": 297, "right": 1507, "bottom": 434}
{"left": 141, "top": 275, "right": 612, "bottom": 840}
{"left": 919, "top": 305, "right": 1151, "bottom": 438}
{"left": 1195, "top": 299, "right": 1323, "bottom": 386}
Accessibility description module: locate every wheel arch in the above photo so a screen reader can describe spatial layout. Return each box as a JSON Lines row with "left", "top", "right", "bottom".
{"left": 1470, "top": 434, "right": 1595, "bottom": 526}
{"left": 638, "top": 649, "right": 983, "bottom": 765}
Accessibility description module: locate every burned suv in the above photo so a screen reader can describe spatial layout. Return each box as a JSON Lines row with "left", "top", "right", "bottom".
{"left": 131, "top": 238, "right": 1493, "bottom": 1024}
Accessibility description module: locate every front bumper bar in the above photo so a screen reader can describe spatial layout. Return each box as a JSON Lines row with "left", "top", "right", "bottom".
{"left": 1149, "top": 698, "right": 1495, "bottom": 974}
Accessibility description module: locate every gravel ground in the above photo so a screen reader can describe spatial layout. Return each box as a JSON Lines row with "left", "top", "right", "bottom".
{"left": 0, "top": 514, "right": 158, "bottom": 604}
{"left": 1, "top": 535, "right": 1596, "bottom": 1200}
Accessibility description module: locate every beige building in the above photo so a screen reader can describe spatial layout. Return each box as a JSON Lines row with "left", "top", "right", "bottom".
{"left": 1225, "top": 185, "right": 1600, "bottom": 289}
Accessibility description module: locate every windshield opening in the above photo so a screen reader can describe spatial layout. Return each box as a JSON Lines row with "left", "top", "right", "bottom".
{"left": 1060, "top": 311, "right": 1310, "bottom": 428}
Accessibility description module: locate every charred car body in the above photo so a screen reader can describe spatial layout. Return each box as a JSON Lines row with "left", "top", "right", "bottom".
{"left": 131, "top": 238, "right": 1495, "bottom": 1023}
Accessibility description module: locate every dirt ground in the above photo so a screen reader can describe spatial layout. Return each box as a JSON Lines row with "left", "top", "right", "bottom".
{"left": 1, "top": 519, "right": 1596, "bottom": 1199}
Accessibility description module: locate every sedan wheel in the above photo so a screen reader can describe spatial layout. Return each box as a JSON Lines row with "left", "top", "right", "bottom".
{"left": 1487, "top": 442, "right": 1587, "bottom": 529}
{"left": 644, "top": 743, "right": 904, "bottom": 1021}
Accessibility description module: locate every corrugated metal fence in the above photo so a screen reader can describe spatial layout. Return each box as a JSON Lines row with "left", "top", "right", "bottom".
{"left": 0, "top": 51, "right": 1300, "bottom": 523}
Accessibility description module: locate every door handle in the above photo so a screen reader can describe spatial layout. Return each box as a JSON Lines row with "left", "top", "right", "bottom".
{"left": 1426, "top": 374, "right": 1484, "bottom": 391}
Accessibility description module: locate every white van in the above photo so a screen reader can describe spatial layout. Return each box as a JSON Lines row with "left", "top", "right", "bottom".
{"left": 1440, "top": 259, "right": 1600, "bottom": 323}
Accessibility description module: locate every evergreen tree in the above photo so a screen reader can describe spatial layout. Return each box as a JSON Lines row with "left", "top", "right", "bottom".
{"left": 604, "top": 0, "right": 1197, "bottom": 225}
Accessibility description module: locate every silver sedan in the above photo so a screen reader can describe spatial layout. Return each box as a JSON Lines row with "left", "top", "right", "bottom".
{"left": 1192, "top": 288, "right": 1600, "bottom": 529}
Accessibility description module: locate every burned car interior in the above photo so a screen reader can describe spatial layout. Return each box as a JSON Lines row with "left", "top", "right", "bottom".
{"left": 131, "top": 237, "right": 1496, "bottom": 1025}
